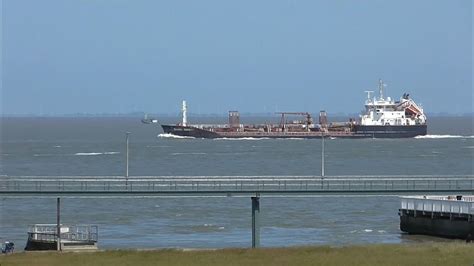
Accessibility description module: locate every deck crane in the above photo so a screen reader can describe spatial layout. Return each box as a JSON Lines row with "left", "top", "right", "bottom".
{"left": 275, "top": 112, "right": 313, "bottom": 132}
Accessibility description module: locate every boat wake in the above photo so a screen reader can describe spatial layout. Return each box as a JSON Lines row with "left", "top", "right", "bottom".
{"left": 158, "top": 133, "right": 195, "bottom": 139}
{"left": 171, "top": 152, "right": 207, "bottom": 156}
{"left": 74, "top": 152, "right": 120, "bottom": 156}
{"left": 414, "top": 135, "right": 474, "bottom": 139}
{"left": 215, "top": 137, "right": 309, "bottom": 140}
{"left": 214, "top": 137, "right": 271, "bottom": 141}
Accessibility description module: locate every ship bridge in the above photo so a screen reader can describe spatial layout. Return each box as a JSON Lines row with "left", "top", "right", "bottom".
{"left": 360, "top": 80, "right": 426, "bottom": 126}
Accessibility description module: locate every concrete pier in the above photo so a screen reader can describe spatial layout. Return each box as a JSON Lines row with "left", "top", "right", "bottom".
{"left": 2, "top": 175, "right": 472, "bottom": 249}
{"left": 399, "top": 196, "right": 474, "bottom": 239}
{"left": 2, "top": 175, "right": 473, "bottom": 196}
{"left": 56, "top": 197, "right": 61, "bottom": 251}
{"left": 251, "top": 196, "right": 260, "bottom": 248}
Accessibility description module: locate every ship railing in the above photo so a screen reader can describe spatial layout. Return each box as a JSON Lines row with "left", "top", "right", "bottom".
{"left": 27, "top": 224, "right": 98, "bottom": 242}
{"left": 217, "top": 131, "right": 354, "bottom": 136}
{"left": 400, "top": 196, "right": 474, "bottom": 215}
{"left": 193, "top": 124, "right": 229, "bottom": 129}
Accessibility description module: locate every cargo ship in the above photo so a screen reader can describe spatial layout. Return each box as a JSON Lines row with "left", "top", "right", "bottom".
{"left": 143, "top": 80, "right": 427, "bottom": 138}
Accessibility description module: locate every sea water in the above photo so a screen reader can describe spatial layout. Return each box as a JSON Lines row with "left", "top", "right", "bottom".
{"left": 0, "top": 116, "right": 473, "bottom": 248}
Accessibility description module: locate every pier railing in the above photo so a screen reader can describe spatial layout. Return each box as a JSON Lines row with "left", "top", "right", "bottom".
{"left": 400, "top": 196, "right": 474, "bottom": 215}
{"left": 8, "top": 176, "right": 473, "bottom": 249}
{"left": 1, "top": 175, "right": 473, "bottom": 195}
{"left": 27, "top": 224, "right": 98, "bottom": 242}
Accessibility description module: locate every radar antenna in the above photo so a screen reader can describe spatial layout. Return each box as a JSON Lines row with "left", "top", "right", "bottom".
{"left": 364, "top": 91, "right": 374, "bottom": 101}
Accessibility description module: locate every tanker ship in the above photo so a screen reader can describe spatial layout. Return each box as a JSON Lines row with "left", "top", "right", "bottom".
{"left": 143, "top": 80, "right": 427, "bottom": 138}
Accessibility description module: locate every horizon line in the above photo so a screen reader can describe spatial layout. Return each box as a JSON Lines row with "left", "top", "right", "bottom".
{"left": 1, "top": 112, "right": 473, "bottom": 118}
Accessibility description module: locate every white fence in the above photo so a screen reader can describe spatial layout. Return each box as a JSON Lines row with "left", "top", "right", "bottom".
{"left": 400, "top": 196, "right": 474, "bottom": 215}
{"left": 27, "top": 224, "right": 98, "bottom": 242}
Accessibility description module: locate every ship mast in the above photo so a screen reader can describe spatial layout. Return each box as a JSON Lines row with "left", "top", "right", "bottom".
{"left": 364, "top": 91, "right": 373, "bottom": 103}
{"left": 182, "top": 100, "right": 188, "bottom": 126}
{"left": 378, "top": 79, "right": 385, "bottom": 100}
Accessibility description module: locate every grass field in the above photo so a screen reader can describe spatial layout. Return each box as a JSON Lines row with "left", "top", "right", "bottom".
{"left": 1, "top": 243, "right": 473, "bottom": 266}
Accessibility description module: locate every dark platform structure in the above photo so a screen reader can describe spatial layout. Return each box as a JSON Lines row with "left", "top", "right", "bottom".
{"left": 399, "top": 196, "right": 474, "bottom": 239}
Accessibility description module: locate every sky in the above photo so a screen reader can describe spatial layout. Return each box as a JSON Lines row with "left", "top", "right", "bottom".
{"left": 1, "top": 0, "right": 472, "bottom": 115}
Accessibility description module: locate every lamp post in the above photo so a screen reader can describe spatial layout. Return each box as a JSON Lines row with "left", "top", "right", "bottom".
{"left": 56, "top": 197, "right": 61, "bottom": 251}
{"left": 125, "top": 132, "right": 130, "bottom": 184}
{"left": 321, "top": 133, "right": 325, "bottom": 178}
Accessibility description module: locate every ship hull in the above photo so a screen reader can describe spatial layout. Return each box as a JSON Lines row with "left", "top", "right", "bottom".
{"left": 161, "top": 124, "right": 427, "bottom": 139}
{"left": 353, "top": 125, "right": 427, "bottom": 138}
{"left": 161, "top": 125, "right": 222, "bottom": 138}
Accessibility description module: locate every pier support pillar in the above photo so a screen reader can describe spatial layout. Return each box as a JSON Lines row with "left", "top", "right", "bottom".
{"left": 251, "top": 196, "right": 260, "bottom": 248}
{"left": 56, "top": 197, "right": 61, "bottom": 251}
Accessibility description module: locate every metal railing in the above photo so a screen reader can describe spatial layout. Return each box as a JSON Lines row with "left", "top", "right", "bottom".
{"left": 27, "top": 224, "right": 98, "bottom": 242}
{"left": 1, "top": 175, "right": 473, "bottom": 195}
{"left": 400, "top": 196, "right": 474, "bottom": 215}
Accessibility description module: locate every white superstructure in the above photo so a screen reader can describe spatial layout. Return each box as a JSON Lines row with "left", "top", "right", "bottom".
{"left": 360, "top": 79, "right": 427, "bottom": 126}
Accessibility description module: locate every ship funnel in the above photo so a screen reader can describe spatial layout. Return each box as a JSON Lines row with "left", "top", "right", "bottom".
{"left": 182, "top": 100, "right": 187, "bottom": 126}
{"left": 319, "top": 111, "right": 328, "bottom": 131}
{"left": 229, "top": 111, "right": 240, "bottom": 128}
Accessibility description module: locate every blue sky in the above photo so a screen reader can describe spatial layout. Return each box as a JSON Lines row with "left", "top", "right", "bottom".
{"left": 1, "top": 0, "right": 472, "bottom": 115}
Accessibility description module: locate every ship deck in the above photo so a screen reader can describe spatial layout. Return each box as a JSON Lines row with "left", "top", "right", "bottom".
{"left": 211, "top": 131, "right": 362, "bottom": 138}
